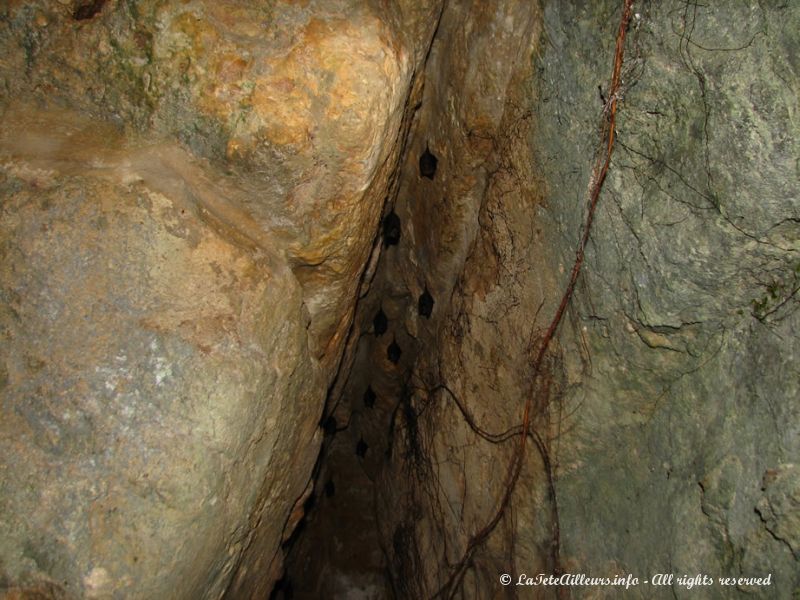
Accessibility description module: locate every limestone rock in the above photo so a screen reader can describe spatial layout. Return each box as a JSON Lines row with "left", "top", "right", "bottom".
{"left": 0, "top": 115, "right": 323, "bottom": 598}
{"left": 0, "top": 0, "right": 440, "bottom": 597}
{"left": 299, "top": 1, "right": 800, "bottom": 598}
{"left": 756, "top": 464, "right": 800, "bottom": 560}
{"left": 540, "top": 4, "right": 800, "bottom": 597}
{"left": 0, "top": 0, "right": 438, "bottom": 368}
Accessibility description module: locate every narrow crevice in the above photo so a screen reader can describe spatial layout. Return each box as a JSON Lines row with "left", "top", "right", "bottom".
{"left": 5, "top": 2, "right": 799, "bottom": 599}
{"left": 273, "top": 5, "right": 451, "bottom": 598}
{"left": 72, "top": 0, "right": 107, "bottom": 21}
{"left": 277, "top": 1, "right": 550, "bottom": 596}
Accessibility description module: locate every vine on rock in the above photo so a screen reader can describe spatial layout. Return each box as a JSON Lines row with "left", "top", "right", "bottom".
{"left": 434, "top": 1, "right": 636, "bottom": 597}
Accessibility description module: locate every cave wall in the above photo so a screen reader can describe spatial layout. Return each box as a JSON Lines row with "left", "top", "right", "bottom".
{"left": 1, "top": 0, "right": 798, "bottom": 599}
{"left": 371, "top": 0, "right": 560, "bottom": 595}
{"left": 0, "top": 1, "right": 441, "bottom": 598}
{"left": 544, "top": 2, "right": 800, "bottom": 597}
{"left": 283, "top": 1, "right": 544, "bottom": 596}
{"left": 351, "top": 0, "right": 799, "bottom": 598}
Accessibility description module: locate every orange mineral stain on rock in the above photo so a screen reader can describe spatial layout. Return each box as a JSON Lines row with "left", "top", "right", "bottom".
{"left": 0, "top": 0, "right": 439, "bottom": 597}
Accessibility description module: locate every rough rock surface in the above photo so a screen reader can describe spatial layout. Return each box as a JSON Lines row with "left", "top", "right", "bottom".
{"left": 546, "top": 3, "right": 800, "bottom": 598}
{"left": 1, "top": 113, "right": 323, "bottom": 599}
{"left": 291, "top": 1, "right": 799, "bottom": 599}
{"left": 286, "top": 0, "right": 552, "bottom": 597}
{"left": 0, "top": 0, "right": 440, "bottom": 367}
{"left": 0, "top": 1, "right": 440, "bottom": 598}
{"left": 2, "top": 0, "right": 799, "bottom": 599}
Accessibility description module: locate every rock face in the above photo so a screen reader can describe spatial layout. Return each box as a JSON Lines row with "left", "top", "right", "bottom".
{"left": 0, "top": 1, "right": 441, "bottom": 598}
{"left": 2, "top": 0, "right": 799, "bottom": 599}
{"left": 1, "top": 119, "right": 323, "bottom": 599}
{"left": 542, "top": 3, "right": 800, "bottom": 597}
{"left": 285, "top": 0, "right": 553, "bottom": 596}
{"left": 286, "top": 1, "right": 800, "bottom": 599}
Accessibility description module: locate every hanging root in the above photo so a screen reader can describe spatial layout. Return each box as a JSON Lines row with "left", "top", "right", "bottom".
{"left": 434, "top": 1, "right": 636, "bottom": 597}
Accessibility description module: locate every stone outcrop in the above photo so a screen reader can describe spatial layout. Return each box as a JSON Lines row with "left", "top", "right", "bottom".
{"left": 287, "top": 1, "right": 800, "bottom": 599}
{"left": 285, "top": 0, "right": 553, "bottom": 596}
{"left": 0, "top": 1, "right": 441, "bottom": 597}
{"left": 2, "top": 0, "right": 798, "bottom": 599}
{"left": 533, "top": 4, "right": 800, "bottom": 598}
